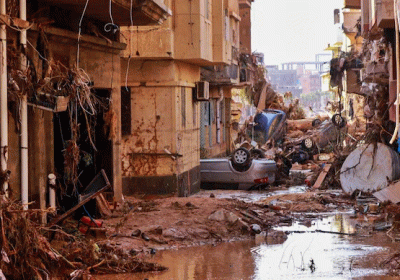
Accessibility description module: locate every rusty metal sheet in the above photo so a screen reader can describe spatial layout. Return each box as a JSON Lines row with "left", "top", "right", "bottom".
{"left": 373, "top": 181, "right": 400, "bottom": 203}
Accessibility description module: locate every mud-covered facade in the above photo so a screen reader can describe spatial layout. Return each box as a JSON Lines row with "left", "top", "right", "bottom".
{"left": 2, "top": 0, "right": 170, "bottom": 212}
{"left": 120, "top": 0, "right": 255, "bottom": 196}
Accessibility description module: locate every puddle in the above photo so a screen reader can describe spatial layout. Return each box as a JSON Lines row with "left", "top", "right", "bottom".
{"left": 97, "top": 213, "right": 399, "bottom": 280}
{"left": 193, "top": 186, "right": 307, "bottom": 203}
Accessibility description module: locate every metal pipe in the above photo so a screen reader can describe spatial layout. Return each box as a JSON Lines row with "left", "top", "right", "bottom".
{"left": 390, "top": 0, "right": 400, "bottom": 144}
{"left": 48, "top": 174, "right": 56, "bottom": 209}
{"left": 0, "top": 0, "right": 8, "bottom": 195}
{"left": 20, "top": 0, "right": 28, "bottom": 210}
{"left": 216, "top": 87, "right": 223, "bottom": 144}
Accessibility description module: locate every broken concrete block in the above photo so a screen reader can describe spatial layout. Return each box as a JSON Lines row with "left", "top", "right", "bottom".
{"left": 208, "top": 209, "right": 227, "bottom": 222}
{"left": 226, "top": 212, "right": 240, "bottom": 224}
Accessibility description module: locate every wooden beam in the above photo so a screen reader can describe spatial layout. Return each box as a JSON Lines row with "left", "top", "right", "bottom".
{"left": 313, "top": 164, "right": 332, "bottom": 189}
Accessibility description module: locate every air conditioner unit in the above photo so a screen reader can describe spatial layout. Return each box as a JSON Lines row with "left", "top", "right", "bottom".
{"left": 195, "top": 81, "right": 209, "bottom": 101}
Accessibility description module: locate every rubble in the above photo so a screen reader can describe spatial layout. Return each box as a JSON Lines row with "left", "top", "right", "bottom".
{"left": 0, "top": 197, "right": 166, "bottom": 279}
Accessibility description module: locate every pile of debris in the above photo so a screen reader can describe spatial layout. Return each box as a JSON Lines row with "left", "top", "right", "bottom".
{"left": 0, "top": 197, "right": 166, "bottom": 279}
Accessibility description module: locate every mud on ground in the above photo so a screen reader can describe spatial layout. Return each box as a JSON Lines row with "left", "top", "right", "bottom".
{"left": 100, "top": 188, "right": 354, "bottom": 255}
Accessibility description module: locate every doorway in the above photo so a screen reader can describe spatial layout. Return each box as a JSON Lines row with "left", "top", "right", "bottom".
{"left": 53, "top": 89, "right": 113, "bottom": 213}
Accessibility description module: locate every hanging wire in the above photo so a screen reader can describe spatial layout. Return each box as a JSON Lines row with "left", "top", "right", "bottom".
{"left": 130, "top": 0, "right": 133, "bottom": 26}
{"left": 124, "top": 0, "right": 134, "bottom": 90}
{"left": 77, "top": 0, "right": 90, "bottom": 68}
{"left": 104, "top": 0, "right": 119, "bottom": 34}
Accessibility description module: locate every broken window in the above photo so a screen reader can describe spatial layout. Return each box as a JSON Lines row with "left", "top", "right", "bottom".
{"left": 121, "top": 87, "right": 131, "bottom": 136}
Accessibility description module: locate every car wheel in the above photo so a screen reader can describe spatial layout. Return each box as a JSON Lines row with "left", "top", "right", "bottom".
{"left": 232, "top": 147, "right": 251, "bottom": 167}
{"left": 312, "top": 118, "right": 322, "bottom": 127}
{"left": 332, "top": 114, "right": 346, "bottom": 128}
{"left": 250, "top": 149, "right": 265, "bottom": 159}
{"left": 301, "top": 137, "right": 314, "bottom": 150}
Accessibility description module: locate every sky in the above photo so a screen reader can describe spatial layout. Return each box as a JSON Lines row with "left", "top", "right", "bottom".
{"left": 251, "top": 0, "right": 343, "bottom": 67}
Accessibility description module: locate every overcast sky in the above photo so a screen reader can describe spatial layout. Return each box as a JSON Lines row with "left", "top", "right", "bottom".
{"left": 251, "top": 0, "right": 343, "bottom": 67}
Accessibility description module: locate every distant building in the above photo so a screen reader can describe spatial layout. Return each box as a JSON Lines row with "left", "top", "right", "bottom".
{"left": 266, "top": 66, "right": 302, "bottom": 97}
{"left": 300, "top": 70, "right": 322, "bottom": 94}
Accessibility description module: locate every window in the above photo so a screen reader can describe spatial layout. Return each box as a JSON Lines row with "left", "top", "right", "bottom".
{"left": 121, "top": 87, "right": 131, "bottom": 136}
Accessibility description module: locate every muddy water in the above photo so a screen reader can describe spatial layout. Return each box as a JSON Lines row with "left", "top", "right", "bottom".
{"left": 192, "top": 186, "right": 308, "bottom": 203}
{"left": 98, "top": 213, "right": 400, "bottom": 280}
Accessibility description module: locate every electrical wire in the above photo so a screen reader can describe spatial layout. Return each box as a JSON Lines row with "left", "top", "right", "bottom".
{"left": 124, "top": 0, "right": 134, "bottom": 90}
{"left": 130, "top": 0, "right": 133, "bottom": 27}
{"left": 77, "top": 0, "right": 90, "bottom": 68}
{"left": 104, "top": 0, "right": 119, "bottom": 34}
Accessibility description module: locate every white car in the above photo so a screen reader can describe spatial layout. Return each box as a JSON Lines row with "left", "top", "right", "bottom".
{"left": 200, "top": 148, "right": 277, "bottom": 190}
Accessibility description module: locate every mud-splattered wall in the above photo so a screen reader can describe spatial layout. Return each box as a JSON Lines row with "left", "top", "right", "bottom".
{"left": 121, "top": 60, "right": 201, "bottom": 195}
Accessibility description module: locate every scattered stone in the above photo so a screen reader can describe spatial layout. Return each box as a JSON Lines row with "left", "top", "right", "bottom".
{"left": 226, "top": 212, "right": 240, "bottom": 224}
{"left": 146, "top": 225, "right": 163, "bottom": 235}
{"left": 141, "top": 232, "right": 150, "bottom": 241}
{"left": 186, "top": 202, "right": 198, "bottom": 209}
{"left": 250, "top": 224, "right": 262, "bottom": 234}
{"left": 210, "top": 193, "right": 215, "bottom": 198}
{"left": 131, "top": 229, "right": 141, "bottom": 237}
{"left": 187, "top": 228, "right": 210, "bottom": 239}
{"left": 208, "top": 209, "right": 227, "bottom": 222}
{"left": 163, "top": 228, "right": 187, "bottom": 240}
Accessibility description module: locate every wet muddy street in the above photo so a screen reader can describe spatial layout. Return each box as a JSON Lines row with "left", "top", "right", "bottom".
{"left": 97, "top": 213, "right": 400, "bottom": 280}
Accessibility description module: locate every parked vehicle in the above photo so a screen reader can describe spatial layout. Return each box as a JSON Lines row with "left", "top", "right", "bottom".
{"left": 200, "top": 147, "right": 277, "bottom": 190}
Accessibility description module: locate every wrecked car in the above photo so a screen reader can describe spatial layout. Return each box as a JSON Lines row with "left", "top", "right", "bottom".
{"left": 253, "top": 109, "right": 287, "bottom": 144}
{"left": 200, "top": 147, "right": 277, "bottom": 190}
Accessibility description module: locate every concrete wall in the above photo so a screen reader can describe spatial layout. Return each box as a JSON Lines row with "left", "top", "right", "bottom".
{"left": 239, "top": 1, "right": 252, "bottom": 54}
{"left": 121, "top": 59, "right": 201, "bottom": 196}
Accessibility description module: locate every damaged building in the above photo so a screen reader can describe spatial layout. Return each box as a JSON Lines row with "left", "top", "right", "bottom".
{"left": 0, "top": 0, "right": 171, "bottom": 217}
{"left": 119, "top": 0, "right": 258, "bottom": 196}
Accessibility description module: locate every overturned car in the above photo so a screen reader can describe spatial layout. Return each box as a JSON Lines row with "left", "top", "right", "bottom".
{"left": 200, "top": 147, "right": 277, "bottom": 190}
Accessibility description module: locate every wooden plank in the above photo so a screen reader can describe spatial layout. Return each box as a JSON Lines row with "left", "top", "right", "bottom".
{"left": 48, "top": 170, "right": 110, "bottom": 227}
{"left": 256, "top": 82, "right": 268, "bottom": 111}
{"left": 373, "top": 181, "right": 400, "bottom": 203}
{"left": 313, "top": 164, "right": 332, "bottom": 189}
{"left": 95, "top": 194, "right": 112, "bottom": 217}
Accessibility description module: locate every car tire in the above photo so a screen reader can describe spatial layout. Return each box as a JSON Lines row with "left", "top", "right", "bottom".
{"left": 232, "top": 147, "right": 251, "bottom": 167}
{"left": 312, "top": 118, "right": 322, "bottom": 127}
{"left": 301, "top": 137, "right": 314, "bottom": 150}
{"left": 250, "top": 149, "right": 265, "bottom": 159}
{"left": 332, "top": 114, "right": 346, "bottom": 128}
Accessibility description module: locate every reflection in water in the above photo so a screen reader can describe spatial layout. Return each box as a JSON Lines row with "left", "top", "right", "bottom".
{"left": 97, "top": 215, "right": 394, "bottom": 280}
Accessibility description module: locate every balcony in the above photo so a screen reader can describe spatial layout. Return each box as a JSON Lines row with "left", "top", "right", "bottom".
{"left": 343, "top": 10, "right": 361, "bottom": 34}
{"left": 38, "top": 0, "right": 171, "bottom": 26}
{"left": 174, "top": 0, "right": 213, "bottom": 64}
{"left": 376, "top": 0, "right": 394, "bottom": 28}
{"left": 344, "top": 0, "right": 361, "bottom": 9}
